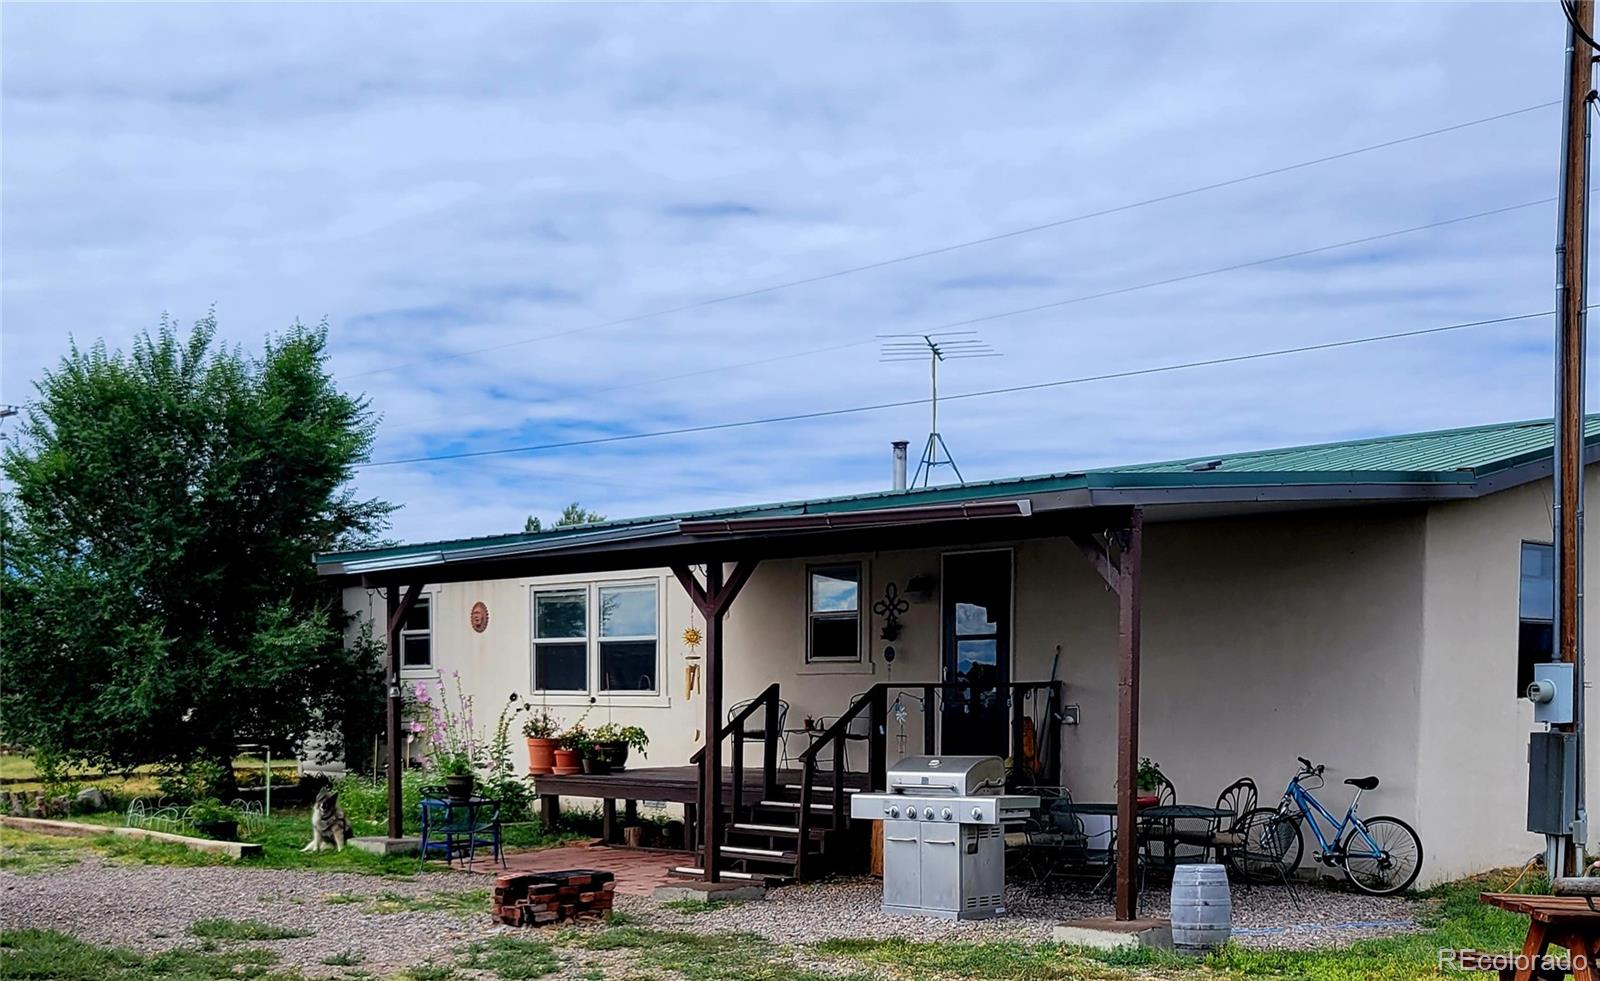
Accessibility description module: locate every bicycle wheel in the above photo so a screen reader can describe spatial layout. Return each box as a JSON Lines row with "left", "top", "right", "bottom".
{"left": 1230, "top": 807, "right": 1303, "bottom": 884}
{"left": 1339, "top": 815, "right": 1422, "bottom": 895}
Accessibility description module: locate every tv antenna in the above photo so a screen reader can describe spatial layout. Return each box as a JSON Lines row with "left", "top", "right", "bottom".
{"left": 878, "top": 331, "right": 1001, "bottom": 487}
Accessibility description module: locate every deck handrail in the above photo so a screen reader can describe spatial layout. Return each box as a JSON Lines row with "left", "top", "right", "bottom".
{"left": 690, "top": 682, "right": 782, "bottom": 846}
{"left": 792, "top": 679, "right": 1064, "bottom": 880}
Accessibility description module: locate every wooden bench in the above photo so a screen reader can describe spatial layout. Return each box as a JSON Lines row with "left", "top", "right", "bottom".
{"left": 1477, "top": 891, "right": 1600, "bottom": 980}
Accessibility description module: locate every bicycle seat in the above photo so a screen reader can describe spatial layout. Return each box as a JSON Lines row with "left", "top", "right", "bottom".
{"left": 1344, "top": 776, "right": 1379, "bottom": 791}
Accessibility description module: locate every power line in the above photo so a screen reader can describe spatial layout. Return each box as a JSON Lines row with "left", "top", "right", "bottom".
{"left": 561, "top": 193, "right": 1559, "bottom": 399}
{"left": 359, "top": 309, "right": 1550, "bottom": 469}
{"left": 345, "top": 100, "right": 1558, "bottom": 381}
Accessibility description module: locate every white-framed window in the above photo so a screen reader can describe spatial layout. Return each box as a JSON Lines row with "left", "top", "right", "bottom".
{"left": 1519, "top": 540, "right": 1554, "bottom": 696}
{"left": 533, "top": 588, "right": 588, "bottom": 693}
{"left": 807, "top": 563, "right": 861, "bottom": 662}
{"left": 400, "top": 595, "right": 432, "bottom": 670}
{"left": 531, "top": 580, "right": 661, "bottom": 696}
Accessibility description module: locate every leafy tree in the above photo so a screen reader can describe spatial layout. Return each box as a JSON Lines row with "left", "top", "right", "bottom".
{"left": 524, "top": 502, "right": 606, "bottom": 533}
{"left": 0, "top": 315, "right": 393, "bottom": 794}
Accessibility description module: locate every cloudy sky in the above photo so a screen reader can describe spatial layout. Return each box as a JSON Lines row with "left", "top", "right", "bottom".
{"left": 0, "top": 2, "right": 1575, "bottom": 543}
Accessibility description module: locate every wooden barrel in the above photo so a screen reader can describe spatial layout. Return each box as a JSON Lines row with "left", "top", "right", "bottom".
{"left": 1170, "top": 864, "right": 1232, "bottom": 951}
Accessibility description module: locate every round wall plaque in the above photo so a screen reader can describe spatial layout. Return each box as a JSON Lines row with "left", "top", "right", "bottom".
{"left": 470, "top": 601, "right": 490, "bottom": 633}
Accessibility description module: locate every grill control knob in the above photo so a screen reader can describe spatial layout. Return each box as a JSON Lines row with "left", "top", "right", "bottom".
{"left": 942, "top": 807, "right": 953, "bottom": 821}
{"left": 972, "top": 807, "right": 983, "bottom": 821}
{"left": 887, "top": 805, "right": 899, "bottom": 819}
{"left": 909, "top": 807, "right": 922, "bottom": 819}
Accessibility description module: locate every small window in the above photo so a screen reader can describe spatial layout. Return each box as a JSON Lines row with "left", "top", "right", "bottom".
{"left": 400, "top": 595, "right": 432, "bottom": 669}
{"left": 599, "top": 583, "right": 658, "bottom": 692}
{"left": 534, "top": 589, "right": 588, "bottom": 692}
{"left": 1519, "top": 541, "right": 1555, "bottom": 695}
{"left": 808, "top": 563, "right": 861, "bottom": 662}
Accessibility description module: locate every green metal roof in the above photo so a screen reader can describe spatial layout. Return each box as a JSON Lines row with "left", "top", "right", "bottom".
{"left": 1111, "top": 416, "right": 1600, "bottom": 475}
{"left": 316, "top": 415, "right": 1595, "bottom": 569}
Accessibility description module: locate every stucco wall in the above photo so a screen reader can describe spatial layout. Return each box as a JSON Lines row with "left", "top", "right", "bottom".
{"left": 1417, "top": 470, "right": 1600, "bottom": 883}
{"left": 348, "top": 507, "right": 1439, "bottom": 876}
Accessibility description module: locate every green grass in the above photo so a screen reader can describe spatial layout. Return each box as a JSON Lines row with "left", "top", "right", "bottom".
{"left": 562, "top": 925, "right": 873, "bottom": 981}
{"left": 813, "top": 936, "right": 1187, "bottom": 978}
{"left": 321, "top": 887, "right": 488, "bottom": 916}
{"left": 0, "top": 828, "right": 91, "bottom": 874}
{"left": 658, "top": 898, "right": 734, "bottom": 914}
{"left": 1203, "top": 875, "right": 1534, "bottom": 979}
{"left": 188, "top": 917, "right": 313, "bottom": 942}
{"left": 0, "top": 928, "right": 293, "bottom": 979}
{"left": 458, "top": 936, "right": 563, "bottom": 978}
{"left": 398, "top": 964, "right": 457, "bottom": 980}
{"left": 320, "top": 948, "right": 364, "bottom": 967}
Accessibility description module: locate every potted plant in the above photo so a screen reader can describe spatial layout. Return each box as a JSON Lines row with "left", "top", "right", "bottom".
{"left": 418, "top": 676, "right": 484, "bottom": 800}
{"left": 555, "top": 724, "right": 589, "bottom": 775}
{"left": 190, "top": 798, "right": 240, "bottom": 841}
{"left": 1136, "top": 757, "right": 1166, "bottom": 808}
{"left": 521, "top": 707, "right": 561, "bottom": 775}
{"left": 591, "top": 723, "right": 648, "bottom": 772}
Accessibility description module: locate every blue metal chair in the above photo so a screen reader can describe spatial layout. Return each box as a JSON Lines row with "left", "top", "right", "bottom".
{"left": 419, "top": 795, "right": 505, "bottom": 869}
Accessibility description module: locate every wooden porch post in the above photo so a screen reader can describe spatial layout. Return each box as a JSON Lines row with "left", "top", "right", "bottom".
{"left": 1114, "top": 509, "right": 1144, "bottom": 921}
{"left": 702, "top": 562, "right": 725, "bottom": 882}
{"left": 385, "top": 582, "right": 423, "bottom": 839}
{"left": 671, "top": 559, "right": 761, "bottom": 883}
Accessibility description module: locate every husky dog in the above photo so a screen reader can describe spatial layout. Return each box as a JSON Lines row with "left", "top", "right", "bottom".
{"left": 303, "top": 787, "right": 354, "bottom": 852}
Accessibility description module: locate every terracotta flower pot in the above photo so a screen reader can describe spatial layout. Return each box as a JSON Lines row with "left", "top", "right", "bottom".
{"left": 552, "top": 748, "right": 582, "bottom": 775}
{"left": 526, "top": 737, "right": 557, "bottom": 775}
{"left": 1136, "top": 794, "right": 1159, "bottom": 808}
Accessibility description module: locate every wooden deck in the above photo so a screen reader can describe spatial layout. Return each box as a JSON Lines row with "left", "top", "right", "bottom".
{"left": 533, "top": 765, "right": 867, "bottom": 852}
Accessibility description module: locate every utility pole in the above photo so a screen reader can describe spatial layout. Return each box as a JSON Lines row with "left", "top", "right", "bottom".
{"left": 1550, "top": 0, "right": 1594, "bottom": 880}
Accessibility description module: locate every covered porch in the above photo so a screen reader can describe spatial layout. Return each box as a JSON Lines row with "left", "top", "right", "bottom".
{"left": 324, "top": 498, "right": 1154, "bottom": 918}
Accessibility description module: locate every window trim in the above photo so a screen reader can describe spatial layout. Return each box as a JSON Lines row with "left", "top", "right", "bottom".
{"left": 806, "top": 562, "right": 863, "bottom": 664}
{"left": 398, "top": 593, "right": 434, "bottom": 675}
{"left": 529, "top": 577, "right": 666, "bottom": 702}
{"left": 532, "top": 587, "right": 590, "bottom": 695}
{"left": 1518, "top": 539, "right": 1555, "bottom": 697}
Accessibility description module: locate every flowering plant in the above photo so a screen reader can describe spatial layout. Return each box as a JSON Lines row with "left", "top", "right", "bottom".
{"left": 417, "top": 675, "right": 483, "bottom": 777}
{"left": 591, "top": 722, "right": 649, "bottom": 756}
{"left": 520, "top": 706, "right": 562, "bottom": 740}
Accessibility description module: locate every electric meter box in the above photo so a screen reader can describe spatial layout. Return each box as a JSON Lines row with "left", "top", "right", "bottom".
{"left": 1532, "top": 662, "right": 1576, "bottom": 725}
{"left": 1529, "top": 730, "right": 1579, "bottom": 834}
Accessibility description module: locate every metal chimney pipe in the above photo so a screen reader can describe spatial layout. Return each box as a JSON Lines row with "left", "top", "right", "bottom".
{"left": 891, "top": 440, "right": 909, "bottom": 492}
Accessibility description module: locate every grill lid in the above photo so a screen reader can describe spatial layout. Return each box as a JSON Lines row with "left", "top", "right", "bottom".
{"left": 884, "top": 755, "right": 1006, "bottom": 796}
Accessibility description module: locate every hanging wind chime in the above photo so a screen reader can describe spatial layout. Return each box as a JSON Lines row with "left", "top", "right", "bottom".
{"left": 682, "top": 615, "right": 704, "bottom": 699}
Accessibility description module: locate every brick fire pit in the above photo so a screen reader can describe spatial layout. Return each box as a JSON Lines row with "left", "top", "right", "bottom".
{"left": 492, "top": 870, "right": 617, "bottom": 926}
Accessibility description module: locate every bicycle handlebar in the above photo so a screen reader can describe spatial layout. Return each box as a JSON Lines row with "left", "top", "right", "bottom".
{"left": 1296, "top": 756, "right": 1325, "bottom": 776}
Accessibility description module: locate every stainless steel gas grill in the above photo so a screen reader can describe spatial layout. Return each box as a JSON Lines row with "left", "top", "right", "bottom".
{"left": 849, "top": 756, "right": 1039, "bottom": 920}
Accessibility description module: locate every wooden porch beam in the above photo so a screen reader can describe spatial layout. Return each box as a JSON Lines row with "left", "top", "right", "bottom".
{"left": 1114, "top": 509, "right": 1144, "bottom": 920}
{"left": 670, "top": 565, "right": 711, "bottom": 613}
{"left": 386, "top": 581, "right": 423, "bottom": 839}
{"left": 1069, "top": 531, "right": 1120, "bottom": 593}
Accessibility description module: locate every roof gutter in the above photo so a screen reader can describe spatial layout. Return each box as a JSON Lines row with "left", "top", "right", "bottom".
{"left": 679, "top": 499, "right": 1032, "bottom": 535}
{"left": 324, "top": 520, "right": 683, "bottom": 576}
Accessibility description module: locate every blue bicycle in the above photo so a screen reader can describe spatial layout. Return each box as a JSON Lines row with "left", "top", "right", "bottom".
{"left": 1233, "top": 756, "right": 1423, "bottom": 895}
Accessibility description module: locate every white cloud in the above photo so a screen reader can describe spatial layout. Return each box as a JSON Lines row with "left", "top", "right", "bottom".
{"left": 0, "top": 2, "right": 1571, "bottom": 543}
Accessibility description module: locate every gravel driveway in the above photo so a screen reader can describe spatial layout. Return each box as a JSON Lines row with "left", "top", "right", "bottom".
{"left": 1, "top": 854, "right": 1424, "bottom": 978}
{"left": 622, "top": 875, "right": 1423, "bottom": 951}
{"left": 1, "top": 857, "right": 500, "bottom": 977}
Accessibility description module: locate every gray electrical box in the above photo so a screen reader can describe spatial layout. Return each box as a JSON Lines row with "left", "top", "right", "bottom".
{"left": 1531, "top": 662, "right": 1576, "bottom": 725}
{"left": 1529, "top": 730, "right": 1579, "bottom": 834}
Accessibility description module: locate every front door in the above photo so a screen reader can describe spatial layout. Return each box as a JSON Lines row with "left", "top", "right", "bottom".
{"left": 940, "top": 549, "right": 1012, "bottom": 757}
